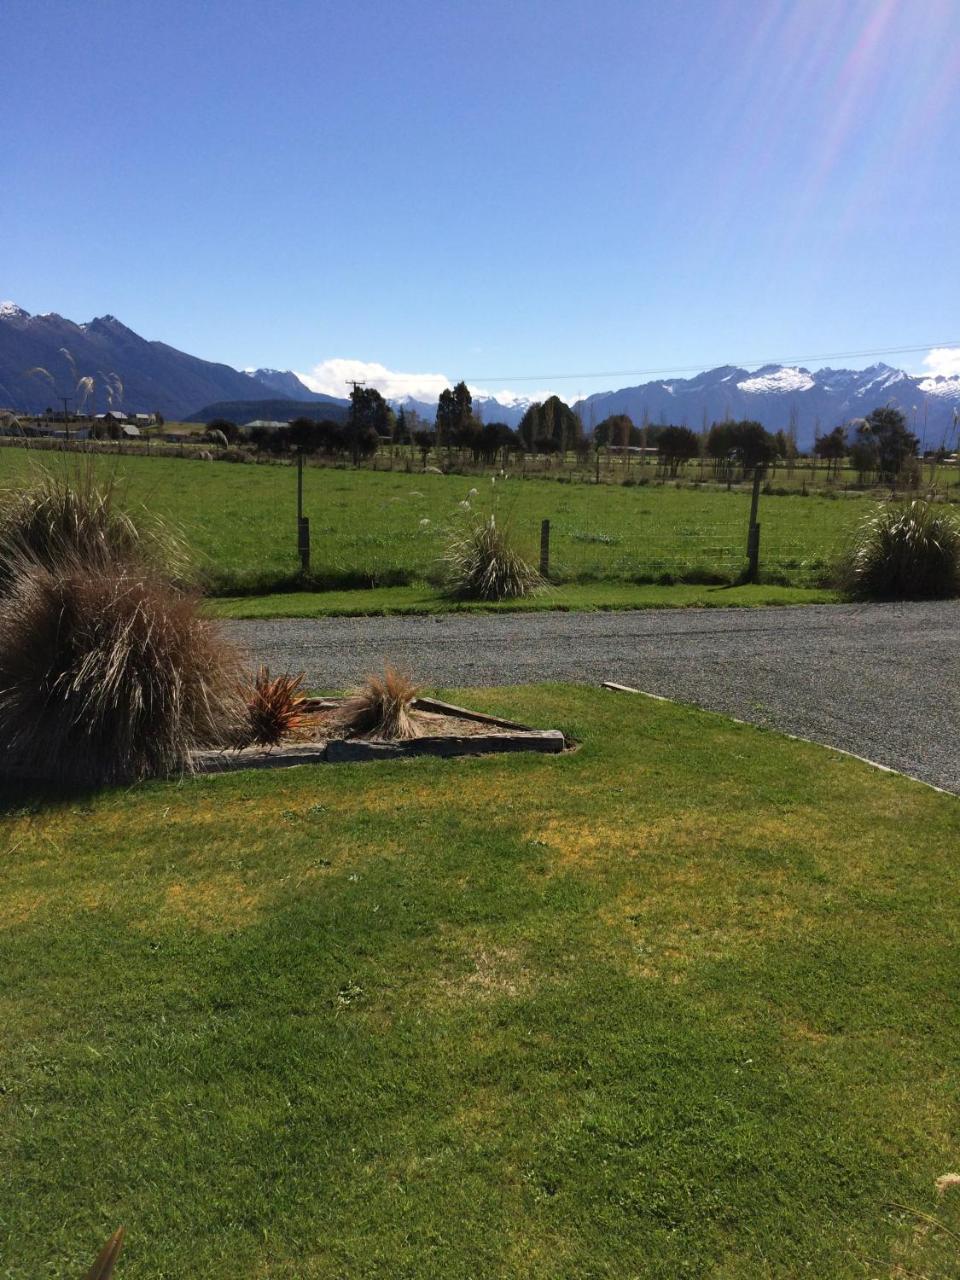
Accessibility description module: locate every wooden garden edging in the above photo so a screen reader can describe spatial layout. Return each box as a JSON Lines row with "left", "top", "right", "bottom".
{"left": 191, "top": 696, "right": 567, "bottom": 773}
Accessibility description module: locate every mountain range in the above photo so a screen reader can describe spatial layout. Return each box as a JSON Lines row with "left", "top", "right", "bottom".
{"left": 577, "top": 364, "right": 960, "bottom": 449}
{"left": 0, "top": 302, "right": 286, "bottom": 420}
{"left": 1, "top": 301, "right": 958, "bottom": 449}
{"left": 391, "top": 394, "right": 532, "bottom": 430}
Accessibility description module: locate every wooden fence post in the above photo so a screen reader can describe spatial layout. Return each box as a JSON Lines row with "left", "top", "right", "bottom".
{"left": 298, "top": 517, "right": 310, "bottom": 573}
{"left": 540, "top": 518, "right": 550, "bottom": 579}
{"left": 745, "top": 466, "right": 763, "bottom": 582}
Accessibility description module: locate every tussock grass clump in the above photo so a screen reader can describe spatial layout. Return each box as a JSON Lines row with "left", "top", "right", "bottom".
{"left": 0, "top": 467, "right": 188, "bottom": 590}
{"left": 443, "top": 513, "right": 543, "bottom": 601}
{"left": 242, "top": 665, "right": 307, "bottom": 747}
{"left": 839, "top": 499, "right": 960, "bottom": 600}
{"left": 333, "top": 665, "right": 421, "bottom": 740}
{"left": 0, "top": 560, "right": 241, "bottom": 784}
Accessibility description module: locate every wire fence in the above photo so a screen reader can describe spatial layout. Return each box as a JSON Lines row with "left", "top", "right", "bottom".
{"left": 0, "top": 436, "right": 861, "bottom": 590}
{"left": 537, "top": 519, "right": 832, "bottom": 586}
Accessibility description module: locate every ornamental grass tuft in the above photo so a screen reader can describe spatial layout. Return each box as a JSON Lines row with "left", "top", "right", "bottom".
{"left": 0, "top": 557, "right": 241, "bottom": 785}
{"left": 838, "top": 499, "right": 960, "bottom": 600}
{"left": 442, "top": 513, "right": 543, "bottom": 601}
{"left": 332, "top": 664, "right": 421, "bottom": 740}
{"left": 0, "top": 465, "right": 189, "bottom": 591}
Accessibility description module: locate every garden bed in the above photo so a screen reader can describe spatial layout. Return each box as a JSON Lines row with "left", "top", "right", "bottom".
{"left": 191, "top": 695, "right": 568, "bottom": 771}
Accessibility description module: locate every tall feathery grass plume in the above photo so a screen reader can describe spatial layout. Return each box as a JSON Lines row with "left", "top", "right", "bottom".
{"left": 332, "top": 665, "right": 422, "bottom": 740}
{"left": 0, "top": 464, "right": 190, "bottom": 590}
{"left": 0, "top": 556, "right": 242, "bottom": 785}
{"left": 442, "top": 511, "right": 543, "bottom": 601}
{"left": 838, "top": 499, "right": 960, "bottom": 600}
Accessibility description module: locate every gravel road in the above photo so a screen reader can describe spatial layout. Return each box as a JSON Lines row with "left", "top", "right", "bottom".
{"left": 226, "top": 603, "right": 960, "bottom": 792}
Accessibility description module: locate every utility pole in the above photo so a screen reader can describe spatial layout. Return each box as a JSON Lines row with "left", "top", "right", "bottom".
{"left": 59, "top": 395, "right": 72, "bottom": 445}
{"left": 347, "top": 380, "right": 365, "bottom": 467}
{"left": 295, "top": 450, "right": 310, "bottom": 574}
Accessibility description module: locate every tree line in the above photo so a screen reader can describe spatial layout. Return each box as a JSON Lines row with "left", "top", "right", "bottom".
{"left": 209, "top": 379, "right": 925, "bottom": 481}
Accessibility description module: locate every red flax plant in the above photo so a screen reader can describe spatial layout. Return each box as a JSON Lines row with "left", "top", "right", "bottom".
{"left": 241, "top": 665, "right": 308, "bottom": 747}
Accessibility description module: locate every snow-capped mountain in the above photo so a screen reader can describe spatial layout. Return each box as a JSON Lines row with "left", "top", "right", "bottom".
{"left": 474, "top": 393, "right": 533, "bottom": 427}
{"left": 577, "top": 363, "right": 959, "bottom": 450}
{"left": 243, "top": 367, "right": 329, "bottom": 402}
{"left": 390, "top": 392, "right": 533, "bottom": 429}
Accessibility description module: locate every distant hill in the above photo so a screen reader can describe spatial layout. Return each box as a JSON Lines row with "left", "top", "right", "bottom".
{"left": 186, "top": 397, "right": 350, "bottom": 425}
{"left": 0, "top": 302, "right": 320, "bottom": 420}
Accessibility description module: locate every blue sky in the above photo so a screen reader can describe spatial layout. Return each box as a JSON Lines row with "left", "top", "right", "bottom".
{"left": 4, "top": 0, "right": 960, "bottom": 401}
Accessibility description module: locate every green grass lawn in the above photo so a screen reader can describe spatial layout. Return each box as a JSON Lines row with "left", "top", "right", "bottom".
{"left": 209, "top": 580, "right": 837, "bottom": 618}
{"left": 4, "top": 687, "right": 960, "bottom": 1277}
{"left": 0, "top": 450, "right": 866, "bottom": 595}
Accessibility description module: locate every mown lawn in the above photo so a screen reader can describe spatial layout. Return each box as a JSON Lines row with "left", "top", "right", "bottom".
{"left": 208, "top": 581, "right": 837, "bottom": 618}
{"left": 3, "top": 687, "right": 960, "bottom": 1277}
{"left": 0, "top": 450, "right": 864, "bottom": 593}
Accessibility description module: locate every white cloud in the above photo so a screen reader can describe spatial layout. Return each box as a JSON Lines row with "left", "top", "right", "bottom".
{"left": 295, "top": 356, "right": 565, "bottom": 408}
{"left": 922, "top": 347, "right": 960, "bottom": 379}
{"left": 295, "top": 358, "right": 452, "bottom": 403}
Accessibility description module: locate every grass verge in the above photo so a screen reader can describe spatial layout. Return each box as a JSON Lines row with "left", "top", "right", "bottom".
{"left": 207, "top": 580, "right": 837, "bottom": 618}
{"left": 3, "top": 686, "right": 960, "bottom": 1277}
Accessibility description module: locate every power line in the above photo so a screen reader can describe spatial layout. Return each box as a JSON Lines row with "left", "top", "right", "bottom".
{"left": 461, "top": 339, "right": 960, "bottom": 384}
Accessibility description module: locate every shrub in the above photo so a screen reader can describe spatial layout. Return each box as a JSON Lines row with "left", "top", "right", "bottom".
{"left": 838, "top": 499, "right": 960, "bottom": 600}
{"left": 0, "top": 560, "right": 241, "bottom": 784}
{"left": 333, "top": 665, "right": 421, "bottom": 740}
{"left": 442, "top": 513, "right": 543, "bottom": 600}
{"left": 242, "top": 665, "right": 307, "bottom": 746}
{"left": 0, "top": 467, "right": 187, "bottom": 590}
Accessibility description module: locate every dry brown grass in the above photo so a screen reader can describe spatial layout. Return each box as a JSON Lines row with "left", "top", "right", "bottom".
{"left": 0, "top": 558, "right": 242, "bottom": 784}
{"left": 162, "top": 878, "right": 264, "bottom": 930}
{"left": 241, "top": 665, "right": 308, "bottom": 747}
{"left": 332, "top": 665, "right": 422, "bottom": 740}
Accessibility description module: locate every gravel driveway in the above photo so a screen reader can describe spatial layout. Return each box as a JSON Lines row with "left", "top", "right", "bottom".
{"left": 226, "top": 603, "right": 960, "bottom": 792}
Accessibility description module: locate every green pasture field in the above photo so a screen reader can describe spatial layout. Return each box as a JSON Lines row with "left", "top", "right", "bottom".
{"left": 0, "top": 450, "right": 870, "bottom": 596}
{"left": 4, "top": 687, "right": 960, "bottom": 1277}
